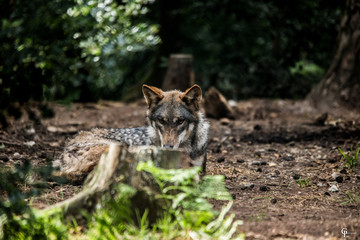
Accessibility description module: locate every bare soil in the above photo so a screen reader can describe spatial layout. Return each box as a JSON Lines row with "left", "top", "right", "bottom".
{"left": 1, "top": 99, "right": 360, "bottom": 240}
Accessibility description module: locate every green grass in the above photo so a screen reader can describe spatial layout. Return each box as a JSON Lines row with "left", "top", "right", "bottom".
{"left": 338, "top": 146, "right": 359, "bottom": 170}
{"left": 341, "top": 187, "right": 360, "bottom": 206}
{"left": 296, "top": 176, "right": 311, "bottom": 188}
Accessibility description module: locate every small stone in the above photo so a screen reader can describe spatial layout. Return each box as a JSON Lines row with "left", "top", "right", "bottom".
{"left": 335, "top": 176, "right": 343, "bottom": 183}
{"left": 217, "top": 156, "right": 225, "bottom": 163}
{"left": 331, "top": 172, "right": 343, "bottom": 183}
{"left": 340, "top": 169, "right": 347, "bottom": 174}
{"left": 251, "top": 161, "right": 261, "bottom": 166}
{"left": 47, "top": 126, "right": 57, "bottom": 132}
{"left": 25, "top": 128, "right": 35, "bottom": 135}
{"left": 24, "top": 141, "right": 35, "bottom": 147}
{"left": 270, "top": 198, "right": 277, "bottom": 204}
{"left": 0, "top": 154, "right": 9, "bottom": 162}
{"left": 13, "top": 152, "right": 21, "bottom": 159}
{"left": 240, "top": 183, "right": 255, "bottom": 190}
{"left": 254, "top": 151, "right": 261, "bottom": 157}
{"left": 314, "top": 112, "right": 328, "bottom": 126}
{"left": 293, "top": 174, "right": 301, "bottom": 180}
{"left": 282, "top": 155, "right": 295, "bottom": 161}
{"left": 254, "top": 124, "right": 262, "bottom": 130}
{"left": 328, "top": 185, "right": 339, "bottom": 192}
{"left": 259, "top": 185, "right": 270, "bottom": 191}
{"left": 236, "top": 159, "right": 245, "bottom": 163}
{"left": 288, "top": 141, "right": 295, "bottom": 146}
{"left": 327, "top": 159, "right": 336, "bottom": 163}
{"left": 39, "top": 152, "right": 48, "bottom": 159}
{"left": 269, "top": 162, "right": 277, "bottom": 167}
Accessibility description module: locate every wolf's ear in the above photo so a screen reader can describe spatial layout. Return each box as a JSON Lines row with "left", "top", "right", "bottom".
{"left": 142, "top": 85, "right": 164, "bottom": 107}
{"left": 181, "top": 85, "right": 202, "bottom": 110}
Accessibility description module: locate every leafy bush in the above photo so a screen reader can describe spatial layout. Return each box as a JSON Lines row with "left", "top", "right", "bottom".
{"left": 87, "top": 161, "right": 243, "bottom": 239}
{"left": 159, "top": 0, "right": 343, "bottom": 99}
{"left": 0, "top": 0, "right": 159, "bottom": 106}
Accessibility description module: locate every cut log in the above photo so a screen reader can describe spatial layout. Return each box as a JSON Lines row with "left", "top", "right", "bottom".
{"left": 162, "top": 54, "right": 195, "bottom": 91}
{"left": 45, "top": 144, "right": 191, "bottom": 223}
{"left": 204, "top": 87, "right": 235, "bottom": 119}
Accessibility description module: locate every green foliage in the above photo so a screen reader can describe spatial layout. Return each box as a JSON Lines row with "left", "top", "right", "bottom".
{"left": 1, "top": 161, "right": 243, "bottom": 239}
{"left": 87, "top": 184, "right": 137, "bottom": 239}
{"left": 2, "top": 210, "right": 68, "bottom": 240}
{"left": 163, "top": 0, "right": 343, "bottom": 99}
{"left": 0, "top": 0, "right": 159, "bottom": 107}
{"left": 295, "top": 176, "right": 311, "bottom": 188}
{"left": 87, "top": 161, "right": 243, "bottom": 239}
{"left": 338, "top": 147, "right": 359, "bottom": 170}
{"left": 137, "top": 161, "right": 233, "bottom": 227}
{"left": 0, "top": 0, "right": 344, "bottom": 106}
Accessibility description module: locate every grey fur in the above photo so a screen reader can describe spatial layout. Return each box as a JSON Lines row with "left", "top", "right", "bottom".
{"left": 55, "top": 85, "right": 209, "bottom": 177}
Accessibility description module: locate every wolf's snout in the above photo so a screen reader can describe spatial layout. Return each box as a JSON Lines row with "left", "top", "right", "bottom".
{"left": 163, "top": 145, "right": 174, "bottom": 149}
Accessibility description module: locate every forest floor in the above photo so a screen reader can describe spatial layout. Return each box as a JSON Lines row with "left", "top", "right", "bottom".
{"left": 1, "top": 99, "right": 360, "bottom": 239}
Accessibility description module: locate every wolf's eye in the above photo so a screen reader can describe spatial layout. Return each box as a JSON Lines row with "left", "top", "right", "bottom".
{"left": 157, "top": 117, "right": 166, "bottom": 124}
{"left": 176, "top": 118, "right": 185, "bottom": 125}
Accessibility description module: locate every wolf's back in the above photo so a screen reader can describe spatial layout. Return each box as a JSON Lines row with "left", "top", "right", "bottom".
{"left": 53, "top": 128, "right": 115, "bottom": 177}
{"left": 54, "top": 127, "right": 154, "bottom": 178}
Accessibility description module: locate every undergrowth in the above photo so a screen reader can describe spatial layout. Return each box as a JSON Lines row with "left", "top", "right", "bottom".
{"left": 295, "top": 176, "right": 312, "bottom": 188}
{"left": 338, "top": 146, "right": 359, "bottom": 170}
{"left": 0, "top": 161, "right": 244, "bottom": 240}
{"left": 341, "top": 187, "right": 360, "bottom": 207}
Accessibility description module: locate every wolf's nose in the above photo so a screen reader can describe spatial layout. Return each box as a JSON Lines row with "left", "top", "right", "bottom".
{"left": 163, "top": 145, "right": 174, "bottom": 149}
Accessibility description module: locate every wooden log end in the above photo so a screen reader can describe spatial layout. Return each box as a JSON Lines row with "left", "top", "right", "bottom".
{"left": 204, "top": 86, "right": 235, "bottom": 119}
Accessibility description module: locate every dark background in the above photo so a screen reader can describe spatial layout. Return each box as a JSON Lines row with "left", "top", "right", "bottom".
{"left": 0, "top": 0, "right": 344, "bottom": 106}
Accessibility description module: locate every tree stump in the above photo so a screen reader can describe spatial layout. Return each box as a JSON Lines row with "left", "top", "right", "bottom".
{"left": 44, "top": 145, "right": 191, "bottom": 223}
{"left": 162, "top": 54, "right": 195, "bottom": 91}
{"left": 203, "top": 87, "right": 235, "bottom": 119}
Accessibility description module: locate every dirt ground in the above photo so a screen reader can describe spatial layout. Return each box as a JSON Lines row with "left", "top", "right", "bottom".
{"left": 1, "top": 99, "right": 360, "bottom": 239}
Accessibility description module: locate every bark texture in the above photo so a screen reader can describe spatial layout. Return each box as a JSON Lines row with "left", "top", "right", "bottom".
{"left": 308, "top": 0, "right": 360, "bottom": 110}
{"left": 204, "top": 87, "right": 235, "bottom": 119}
{"left": 162, "top": 54, "right": 195, "bottom": 91}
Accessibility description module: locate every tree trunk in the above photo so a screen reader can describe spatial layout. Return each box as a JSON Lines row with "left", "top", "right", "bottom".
{"left": 307, "top": 0, "right": 360, "bottom": 110}
{"left": 162, "top": 54, "right": 195, "bottom": 91}
{"left": 44, "top": 145, "right": 191, "bottom": 223}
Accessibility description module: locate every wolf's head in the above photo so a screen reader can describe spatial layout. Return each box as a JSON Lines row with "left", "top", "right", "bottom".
{"left": 142, "top": 84, "right": 202, "bottom": 149}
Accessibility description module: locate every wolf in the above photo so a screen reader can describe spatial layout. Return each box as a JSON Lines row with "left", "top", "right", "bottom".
{"left": 54, "top": 84, "right": 210, "bottom": 178}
